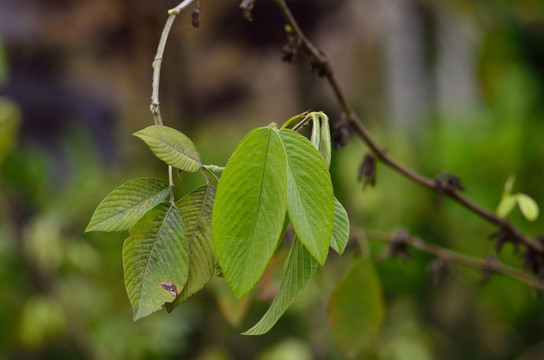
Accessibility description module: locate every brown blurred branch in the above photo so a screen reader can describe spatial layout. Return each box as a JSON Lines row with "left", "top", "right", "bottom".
{"left": 151, "top": 0, "right": 196, "bottom": 195}
{"left": 271, "top": 0, "right": 543, "bottom": 255}
{"left": 358, "top": 228, "right": 544, "bottom": 290}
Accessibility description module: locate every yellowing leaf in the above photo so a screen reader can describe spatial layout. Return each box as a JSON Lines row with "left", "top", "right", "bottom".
{"left": 328, "top": 258, "right": 385, "bottom": 358}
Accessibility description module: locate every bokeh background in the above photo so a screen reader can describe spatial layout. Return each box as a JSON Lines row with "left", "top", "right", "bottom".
{"left": 1, "top": 0, "right": 544, "bottom": 359}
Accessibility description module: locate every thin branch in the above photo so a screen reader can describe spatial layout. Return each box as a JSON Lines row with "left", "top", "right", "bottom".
{"left": 359, "top": 228, "right": 544, "bottom": 290}
{"left": 151, "top": 0, "right": 196, "bottom": 201}
{"left": 271, "top": 0, "right": 543, "bottom": 254}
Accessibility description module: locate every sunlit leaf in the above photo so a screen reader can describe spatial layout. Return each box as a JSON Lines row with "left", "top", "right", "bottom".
{"left": 503, "top": 175, "right": 515, "bottom": 197}
{"left": 496, "top": 195, "right": 517, "bottom": 218}
{"left": 279, "top": 129, "right": 334, "bottom": 265}
{"left": 133, "top": 125, "right": 202, "bottom": 172}
{"left": 167, "top": 185, "right": 216, "bottom": 311}
{"left": 517, "top": 194, "right": 539, "bottom": 221}
{"left": 212, "top": 125, "right": 288, "bottom": 298}
{"left": 86, "top": 178, "right": 172, "bottom": 232}
{"left": 123, "top": 202, "right": 189, "bottom": 320}
{"left": 0, "top": 98, "right": 21, "bottom": 164}
{"left": 243, "top": 238, "right": 317, "bottom": 335}
{"left": 310, "top": 115, "right": 321, "bottom": 151}
{"left": 328, "top": 258, "right": 385, "bottom": 358}
{"left": 330, "top": 198, "right": 349, "bottom": 255}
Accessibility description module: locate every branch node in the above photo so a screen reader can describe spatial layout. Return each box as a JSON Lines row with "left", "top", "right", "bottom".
{"left": 434, "top": 172, "right": 465, "bottom": 210}
{"left": 480, "top": 256, "right": 498, "bottom": 286}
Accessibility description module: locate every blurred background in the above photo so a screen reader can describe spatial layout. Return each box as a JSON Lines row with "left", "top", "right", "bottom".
{"left": 1, "top": 0, "right": 544, "bottom": 359}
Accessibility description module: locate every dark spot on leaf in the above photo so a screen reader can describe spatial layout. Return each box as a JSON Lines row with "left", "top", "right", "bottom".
{"left": 160, "top": 281, "right": 178, "bottom": 297}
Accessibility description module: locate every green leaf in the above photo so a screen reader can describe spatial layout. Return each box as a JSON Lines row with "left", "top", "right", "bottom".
{"left": 243, "top": 238, "right": 317, "bottom": 335}
{"left": 123, "top": 202, "right": 189, "bottom": 320}
{"left": 86, "top": 178, "right": 172, "bottom": 232}
{"left": 330, "top": 198, "right": 349, "bottom": 255}
{"left": 212, "top": 125, "right": 288, "bottom": 298}
{"left": 133, "top": 125, "right": 202, "bottom": 172}
{"left": 496, "top": 194, "right": 517, "bottom": 218}
{"left": 281, "top": 111, "right": 310, "bottom": 130}
{"left": 327, "top": 258, "right": 385, "bottom": 358}
{"left": 279, "top": 129, "right": 334, "bottom": 265}
{"left": 503, "top": 175, "right": 515, "bottom": 197}
{"left": 166, "top": 185, "right": 216, "bottom": 312}
{"left": 317, "top": 113, "right": 331, "bottom": 169}
{"left": 0, "top": 98, "right": 21, "bottom": 164}
{"left": 516, "top": 194, "right": 539, "bottom": 221}
{"left": 310, "top": 115, "right": 321, "bottom": 151}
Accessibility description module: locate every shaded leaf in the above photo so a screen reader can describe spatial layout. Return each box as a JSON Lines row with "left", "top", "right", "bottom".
{"left": 281, "top": 111, "right": 310, "bottom": 130}
{"left": 517, "top": 194, "right": 539, "bottom": 221}
{"left": 328, "top": 258, "right": 385, "bottom": 358}
{"left": 134, "top": 125, "right": 201, "bottom": 172}
{"left": 243, "top": 238, "right": 317, "bottom": 335}
{"left": 212, "top": 277, "right": 252, "bottom": 327}
{"left": 330, "top": 197, "right": 349, "bottom": 255}
{"left": 86, "top": 178, "right": 171, "bottom": 232}
{"left": 123, "top": 202, "right": 189, "bottom": 320}
{"left": 496, "top": 194, "right": 517, "bottom": 218}
{"left": 316, "top": 113, "right": 331, "bottom": 168}
{"left": 279, "top": 129, "right": 334, "bottom": 265}
{"left": 212, "top": 125, "right": 288, "bottom": 298}
{"left": 167, "top": 185, "right": 216, "bottom": 311}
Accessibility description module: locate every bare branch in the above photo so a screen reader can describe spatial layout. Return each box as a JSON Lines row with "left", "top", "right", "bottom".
{"left": 359, "top": 228, "right": 544, "bottom": 290}
{"left": 271, "top": 0, "right": 543, "bottom": 254}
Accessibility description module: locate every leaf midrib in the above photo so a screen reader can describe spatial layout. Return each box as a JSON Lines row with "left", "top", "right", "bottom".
{"left": 146, "top": 134, "right": 200, "bottom": 165}
{"left": 136, "top": 204, "right": 174, "bottom": 313}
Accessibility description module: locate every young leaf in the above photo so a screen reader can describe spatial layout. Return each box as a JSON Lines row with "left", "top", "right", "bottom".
{"left": 166, "top": 185, "right": 216, "bottom": 312}
{"left": 281, "top": 111, "right": 310, "bottom": 130}
{"left": 212, "top": 125, "right": 288, "bottom": 298}
{"left": 279, "top": 129, "right": 334, "bottom": 265}
{"left": 317, "top": 113, "right": 332, "bottom": 168}
{"left": 503, "top": 175, "right": 516, "bottom": 197}
{"left": 243, "top": 238, "right": 317, "bottom": 335}
{"left": 328, "top": 258, "right": 385, "bottom": 358}
{"left": 133, "top": 125, "right": 202, "bottom": 172}
{"left": 86, "top": 178, "right": 172, "bottom": 232}
{"left": 496, "top": 194, "right": 517, "bottom": 218}
{"left": 123, "top": 202, "right": 189, "bottom": 320}
{"left": 516, "top": 194, "right": 539, "bottom": 221}
{"left": 310, "top": 115, "right": 321, "bottom": 151}
{"left": 330, "top": 197, "right": 349, "bottom": 255}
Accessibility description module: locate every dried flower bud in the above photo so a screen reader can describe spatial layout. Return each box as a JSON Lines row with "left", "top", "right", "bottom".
{"left": 489, "top": 225, "right": 519, "bottom": 254}
{"left": 239, "top": 0, "right": 256, "bottom": 22}
{"left": 282, "top": 34, "right": 301, "bottom": 63}
{"left": 428, "top": 257, "right": 455, "bottom": 285}
{"left": 388, "top": 229, "right": 412, "bottom": 260}
{"left": 191, "top": 8, "right": 200, "bottom": 28}
{"left": 332, "top": 117, "right": 351, "bottom": 148}
{"left": 523, "top": 237, "right": 544, "bottom": 278}
{"left": 358, "top": 154, "right": 376, "bottom": 188}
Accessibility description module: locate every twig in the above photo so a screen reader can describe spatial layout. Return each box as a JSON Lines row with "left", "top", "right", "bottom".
{"left": 271, "top": 0, "right": 543, "bottom": 254}
{"left": 359, "top": 228, "right": 544, "bottom": 290}
{"left": 151, "top": 0, "right": 196, "bottom": 200}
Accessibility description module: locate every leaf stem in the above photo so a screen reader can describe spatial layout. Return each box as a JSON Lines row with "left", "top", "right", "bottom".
{"left": 151, "top": 0, "right": 196, "bottom": 201}
{"left": 358, "top": 228, "right": 544, "bottom": 290}
{"left": 272, "top": 0, "right": 543, "bottom": 254}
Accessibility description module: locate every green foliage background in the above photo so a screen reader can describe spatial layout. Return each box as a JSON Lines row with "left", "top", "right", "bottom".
{"left": 1, "top": 0, "right": 544, "bottom": 358}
